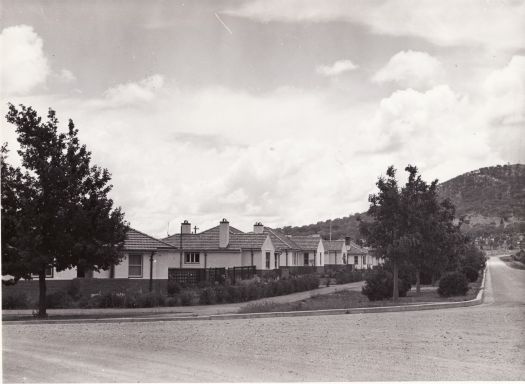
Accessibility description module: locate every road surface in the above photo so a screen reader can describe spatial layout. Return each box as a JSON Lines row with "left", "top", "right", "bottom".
{"left": 3, "top": 256, "right": 524, "bottom": 382}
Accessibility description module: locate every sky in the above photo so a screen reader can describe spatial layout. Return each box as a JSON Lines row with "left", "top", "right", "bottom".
{"left": 1, "top": 0, "right": 524, "bottom": 237}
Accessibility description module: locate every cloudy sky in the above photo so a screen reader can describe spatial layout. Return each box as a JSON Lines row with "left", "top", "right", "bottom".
{"left": 1, "top": 0, "right": 524, "bottom": 237}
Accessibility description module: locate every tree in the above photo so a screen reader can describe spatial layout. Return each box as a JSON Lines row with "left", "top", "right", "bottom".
{"left": 399, "top": 165, "right": 462, "bottom": 293}
{"left": 1, "top": 104, "right": 129, "bottom": 317}
{"left": 360, "top": 166, "right": 405, "bottom": 301}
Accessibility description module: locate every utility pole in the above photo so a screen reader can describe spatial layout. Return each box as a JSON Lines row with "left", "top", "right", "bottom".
{"left": 179, "top": 223, "right": 183, "bottom": 268}
{"left": 149, "top": 252, "right": 154, "bottom": 292}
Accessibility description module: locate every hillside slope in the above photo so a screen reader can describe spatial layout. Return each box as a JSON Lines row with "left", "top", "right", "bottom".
{"left": 278, "top": 164, "right": 525, "bottom": 239}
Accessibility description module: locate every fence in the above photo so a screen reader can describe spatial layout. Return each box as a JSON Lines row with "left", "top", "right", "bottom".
{"left": 168, "top": 266, "right": 256, "bottom": 285}
{"left": 229, "top": 266, "right": 256, "bottom": 283}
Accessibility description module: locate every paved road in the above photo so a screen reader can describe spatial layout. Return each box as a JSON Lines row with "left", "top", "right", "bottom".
{"left": 3, "top": 256, "right": 524, "bottom": 382}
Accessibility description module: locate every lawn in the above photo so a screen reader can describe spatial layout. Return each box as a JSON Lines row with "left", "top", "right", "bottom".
{"left": 239, "top": 281, "right": 481, "bottom": 314}
{"left": 500, "top": 255, "right": 525, "bottom": 270}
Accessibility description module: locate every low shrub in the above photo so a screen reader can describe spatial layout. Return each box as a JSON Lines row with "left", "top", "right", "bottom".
{"left": 245, "top": 283, "right": 261, "bottom": 301}
{"left": 180, "top": 291, "right": 193, "bottom": 306}
{"left": 227, "top": 285, "right": 243, "bottom": 303}
{"left": 438, "top": 272, "right": 469, "bottom": 297}
{"left": 199, "top": 287, "right": 216, "bottom": 305}
{"left": 3, "top": 292, "right": 30, "bottom": 309}
{"left": 167, "top": 281, "right": 182, "bottom": 296}
{"left": 361, "top": 270, "right": 410, "bottom": 301}
{"left": 513, "top": 249, "right": 525, "bottom": 263}
{"left": 214, "top": 285, "right": 230, "bottom": 303}
{"left": 46, "top": 291, "right": 70, "bottom": 309}
{"left": 165, "top": 296, "right": 179, "bottom": 307}
{"left": 135, "top": 292, "right": 165, "bottom": 308}
{"left": 461, "top": 266, "right": 479, "bottom": 282}
{"left": 66, "top": 279, "right": 82, "bottom": 300}
{"left": 335, "top": 270, "right": 363, "bottom": 285}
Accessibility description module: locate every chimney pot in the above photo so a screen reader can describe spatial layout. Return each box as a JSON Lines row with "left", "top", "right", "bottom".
{"left": 219, "top": 219, "right": 230, "bottom": 248}
{"left": 253, "top": 222, "right": 264, "bottom": 234}
{"left": 181, "top": 220, "right": 192, "bottom": 234}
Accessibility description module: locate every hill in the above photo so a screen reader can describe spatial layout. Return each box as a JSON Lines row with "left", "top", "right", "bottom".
{"left": 278, "top": 164, "right": 525, "bottom": 241}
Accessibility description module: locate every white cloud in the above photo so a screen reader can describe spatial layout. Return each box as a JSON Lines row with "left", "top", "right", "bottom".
{"left": 102, "top": 74, "right": 165, "bottom": 107}
{"left": 224, "top": 0, "right": 525, "bottom": 51}
{"left": 3, "top": 56, "right": 521, "bottom": 235}
{"left": 372, "top": 50, "right": 445, "bottom": 90}
{"left": 316, "top": 59, "right": 358, "bottom": 77}
{"left": 0, "top": 25, "right": 50, "bottom": 96}
{"left": 57, "top": 69, "right": 77, "bottom": 83}
{"left": 482, "top": 55, "right": 525, "bottom": 163}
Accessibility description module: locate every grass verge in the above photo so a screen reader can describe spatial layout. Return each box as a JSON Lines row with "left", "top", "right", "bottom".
{"left": 500, "top": 256, "right": 525, "bottom": 270}
{"left": 238, "top": 283, "right": 480, "bottom": 314}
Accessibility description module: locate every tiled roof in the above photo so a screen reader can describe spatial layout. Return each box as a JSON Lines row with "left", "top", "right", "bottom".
{"left": 347, "top": 241, "right": 367, "bottom": 255}
{"left": 289, "top": 235, "right": 322, "bottom": 250}
{"left": 124, "top": 228, "right": 174, "bottom": 251}
{"left": 263, "top": 227, "right": 299, "bottom": 252}
{"left": 324, "top": 239, "right": 345, "bottom": 252}
{"left": 199, "top": 225, "right": 244, "bottom": 235}
{"left": 162, "top": 228, "right": 269, "bottom": 251}
{"left": 229, "top": 233, "right": 269, "bottom": 249}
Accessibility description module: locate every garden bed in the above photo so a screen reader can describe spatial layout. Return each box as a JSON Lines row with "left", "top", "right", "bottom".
{"left": 2, "top": 275, "right": 321, "bottom": 310}
{"left": 238, "top": 282, "right": 481, "bottom": 314}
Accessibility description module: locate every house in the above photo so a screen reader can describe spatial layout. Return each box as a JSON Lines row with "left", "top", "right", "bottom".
{"left": 324, "top": 239, "right": 347, "bottom": 265}
{"left": 288, "top": 234, "right": 325, "bottom": 271}
{"left": 345, "top": 239, "right": 381, "bottom": 269}
{"left": 40, "top": 227, "right": 176, "bottom": 280}
{"left": 162, "top": 219, "right": 276, "bottom": 272}
{"left": 254, "top": 224, "right": 301, "bottom": 268}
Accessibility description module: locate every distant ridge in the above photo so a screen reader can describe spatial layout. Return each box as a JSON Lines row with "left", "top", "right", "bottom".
{"left": 278, "top": 164, "right": 525, "bottom": 239}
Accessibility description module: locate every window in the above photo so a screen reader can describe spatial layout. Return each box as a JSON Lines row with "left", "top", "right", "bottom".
{"left": 266, "top": 252, "right": 271, "bottom": 269}
{"left": 362, "top": 255, "right": 367, "bottom": 265}
{"left": 304, "top": 253, "right": 309, "bottom": 266}
{"left": 185, "top": 252, "right": 200, "bottom": 264}
{"left": 293, "top": 253, "right": 298, "bottom": 266}
{"left": 274, "top": 253, "right": 278, "bottom": 269}
{"left": 354, "top": 255, "right": 359, "bottom": 265}
{"left": 128, "top": 253, "right": 143, "bottom": 277}
{"left": 320, "top": 252, "right": 323, "bottom": 265}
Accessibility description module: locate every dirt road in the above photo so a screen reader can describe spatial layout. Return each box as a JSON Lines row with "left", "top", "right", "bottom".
{"left": 3, "top": 256, "right": 524, "bottom": 382}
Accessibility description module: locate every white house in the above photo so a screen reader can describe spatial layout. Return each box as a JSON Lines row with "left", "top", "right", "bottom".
{"left": 163, "top": 219, "right": 276, "bottom": 272}
{"left": 346, "top": 240, "right": 381, "bottom": 269}
{"left": 324, "top": 239, "right": 347, "bottom": 265}
{"left": 288, "top": 235, "right": 325, "bottom": 269}
{"left": 254, "top": 224, "right": 301, "bottom": 268}
{"left": 43, "top": 227, "right": 176, "bottom": 280}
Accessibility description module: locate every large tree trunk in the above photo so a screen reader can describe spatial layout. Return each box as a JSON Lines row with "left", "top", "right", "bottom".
{"left": 37, "top": 266, "right": 47, "bottom": 318}
{"left": 416, "top": 268, "right": 421, "bottom": 294}
{"left": 392, "top": 260, "right": 399, "bottom": 302}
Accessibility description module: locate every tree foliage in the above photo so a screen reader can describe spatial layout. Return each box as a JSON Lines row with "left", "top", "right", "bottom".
{"left": 1, "top": 104, "right": 129, "bottom": 317}
{"left": 361, "top": 165, "right": 472, "bottom": 298}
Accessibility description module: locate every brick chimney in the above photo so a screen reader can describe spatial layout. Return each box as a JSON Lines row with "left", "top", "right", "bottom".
{"left": 219, "top": 218, "right": 229, "bottom": 248}
{"left": 253, "top": 222, "right": 264, "bottom": 234}
{"left": 345, "top": 236, "right": 351, "bottom": 246}
{"left": 181, "top": 220, "right": 191, "bottom": 234}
